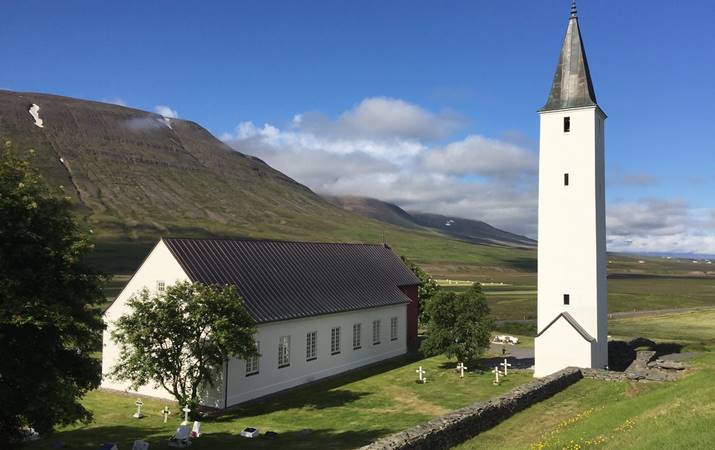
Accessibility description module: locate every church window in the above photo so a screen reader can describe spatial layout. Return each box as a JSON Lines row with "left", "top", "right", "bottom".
{"left": 564, "top": 294, "right": 570, "bottom": 305}
{"left": 331, "top": 327, "right": 341, "bottom": 355}
{"left": 373, "top": 320, "right": 381, "bottom": 345}
{"left": 564, "top": 173, "right": 569, "bottom": 186}
{"left": 564, "top": 116, "right": 571, "bottom": 132}
{"left": 278, "top": 336, "right": 290, "bottom": 368}
{"left": 353, "top": 323, "right": 362, "bottom": 350}
{"left": 246, "top": 341, "right": 259, "bottom": 376}
{"left": 156, "top": 280, "right": 165, "bottom": 292}
{"left": 306, "top": 331, "right": 317, "bottom": 361}
{"left": 390, "top": 317, "right": 398, "bottom": 341}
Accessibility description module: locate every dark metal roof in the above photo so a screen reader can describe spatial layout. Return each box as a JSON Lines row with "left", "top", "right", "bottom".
{"left": 537, "top": 311, "right": 595, "bottom": 343}
{"left": 162, "top": 237, "right": 420, "bottom": 324}
{"left": 541, "top": 4, "right": 598, "bottom": 112}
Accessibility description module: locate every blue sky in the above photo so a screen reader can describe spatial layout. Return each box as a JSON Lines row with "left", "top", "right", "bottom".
{"left": 2, "top": 1, "right": 714, "bottom": 254}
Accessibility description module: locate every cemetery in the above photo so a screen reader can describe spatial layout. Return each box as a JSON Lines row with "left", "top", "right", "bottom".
{"left": 23, "top": 352, "right": 535, "bottom": 449}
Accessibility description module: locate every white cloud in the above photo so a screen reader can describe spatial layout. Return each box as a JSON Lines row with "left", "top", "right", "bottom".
{"left": 221, "top": 97, "right": 713, "bottom": 254}
{"left": 423, "top": 135, "right": 538, "bottom": 177}
{"left": 105, "top": 98, "right": 127, "bottom": 107}
{"left": 607, "top": 199, "right": 715, "bottom": 254}
{"left": 222, "top": 97, "right": 536, "bottom": 236}
{"left": 154, "top": 105, "right": 178, "bottom": 119}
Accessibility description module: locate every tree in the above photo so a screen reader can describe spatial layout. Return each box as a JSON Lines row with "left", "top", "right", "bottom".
{"left": 0, "top": 143, "right": 105, "bottom": 444}
{"left": 401, "top": 256, "right": 440, "bottom": 325}
{"left": 110, "top": 281, "right": 257, "bottom": 411}
{"left": 420, "top": 283, "right": 494, "bottom": 364}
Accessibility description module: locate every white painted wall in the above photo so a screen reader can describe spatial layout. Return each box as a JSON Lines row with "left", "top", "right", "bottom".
{"left": 535, "top": 106, "right": 608, "bottom": 376}
{"left": 211, "top": 304, "right": 407, "bottom": 407}
{"left": 101, "top": 240, "right": 191, "bottom": 400}
{"left": 101, "top": 239, "right": 408, "bottom": 407}
{"left": 534, "top": 316, "right": 594, "bottom": 377}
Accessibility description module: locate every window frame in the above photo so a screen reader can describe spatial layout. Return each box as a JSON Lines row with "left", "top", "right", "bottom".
{"left": 564, "top": 173, "right": 569, "bottom": 186}
{"left": 563, "top": 116, "right": 571, "bottom": 133}
{"left": 306, "top": 331, "right": 317, "bottom": 362}
{"left": 390, "top": 317, "right": 398, "bottom": 341}
{"left": 330, "top": 326, "right": 341, "bottom": 355}
{"left": 156, "top": 280, "right": 166, "bottom": 292}
{"left": 245, "top": 341, "right": 260, "bottom": 376}
{"left": 278, "top": 335, "right": 291, "bottom": 368}
{"left": 564, "top": 294, "right": 570, "bottom": 305}
{"left": 372, "top": 319, "right": 381, "bottom": 345}
{"left": 353, "top": 323, "right": 362, "bottom": 350}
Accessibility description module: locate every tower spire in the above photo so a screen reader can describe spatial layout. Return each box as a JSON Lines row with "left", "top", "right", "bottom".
{"left": 540, "top": 1, "right": 597, "bottom": 111}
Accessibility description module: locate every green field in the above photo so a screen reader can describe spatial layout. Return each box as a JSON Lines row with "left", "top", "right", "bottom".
{"left": 27, "top": 354, "right": 533, "bottom": 450}
{"left": 456, "top": 309, "right": 715, "bottom": 449}
{"left": 456, "top": 355, "right": 715, "bottom": 449}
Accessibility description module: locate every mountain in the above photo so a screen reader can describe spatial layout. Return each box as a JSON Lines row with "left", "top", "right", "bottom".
{"left": 408, "top": 212, "right": 536, "bottom": 248}
{"left": 0, "top": 90, "right": 535, "bottom": 276}
{"left": 323, "top": 195, "right": 419, "bottom": 230}
{"left": 325, "top": 195, "right": 535, "bottom": 248}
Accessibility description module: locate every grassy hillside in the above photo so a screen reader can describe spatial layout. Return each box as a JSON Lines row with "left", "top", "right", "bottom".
{"left": 0, "top": 90, "right": 535, "bottom": 275}
{"left": 325, "top": 194, "right": 536, "bottom": 249}
{"left": 457, "top": 309, "right": 715, "bottom": 449}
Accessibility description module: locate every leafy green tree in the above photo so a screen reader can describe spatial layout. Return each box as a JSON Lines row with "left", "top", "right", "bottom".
{"left": 110, "top": 282, "right": 257, "bottom": 411}
{"left": 401, "top": 256, "right": 440, "bottom": 325}
{"left": 420, "top": 283, "right": 494, "bottom": 364}
{"left": 0, "top": 143, "right": 104, "bottom": 444}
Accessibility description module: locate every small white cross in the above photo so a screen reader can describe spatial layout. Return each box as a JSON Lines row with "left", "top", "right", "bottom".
{"left": 133, "top": 398, "right": 144, "bottom": 419}
{"left": 181, "top": 404, "right": 192, "bottom": 425}
{"left": 162, "top": 405, "right": 171, "bottom": 423}
{"left": 500, "top": 358, "right": 513, "bottom": 376}
{"left": 492, "top": 366, "right": 501, "bottom": 384}
{"left": 456, "top": 362, "right": 468, "bottom": 378}
{"left": 416, "top": 366, "right": 426, "bottom": 383}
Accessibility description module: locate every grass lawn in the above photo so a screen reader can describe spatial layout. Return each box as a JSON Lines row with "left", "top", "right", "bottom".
{"left": 27, "top": 354, "right": 533, "bottom": 450}
{"left": 456, "top": 353, "right": 715, "bottom": 449}
{"left": 456, "top": 309, "right": 715, "bottom": 449}
{"left": 609, "top": 309, "right": 715, "bottom": 350}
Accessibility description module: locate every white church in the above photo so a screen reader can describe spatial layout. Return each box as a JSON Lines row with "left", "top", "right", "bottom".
{"left": 102, "top": 238, "right": 420, "bottom": 407}
{"left": 534, "top": 2, "right": 608, "bottom": 377}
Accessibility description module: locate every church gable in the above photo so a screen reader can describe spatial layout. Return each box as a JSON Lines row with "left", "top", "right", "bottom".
{"left": 536, "top": 311, "right": 595, "bottom": 343}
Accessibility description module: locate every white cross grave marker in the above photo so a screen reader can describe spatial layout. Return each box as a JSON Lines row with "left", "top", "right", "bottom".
{"left": 181, "top": 404, "right": 191, "bottom": 425}
{"left": 416, "top": 366, "right": 426, "bottom": 383}
{"left": 456, "top": 362, "right": 468, "bottom": 378}
{"left": 162, "top": 405, "right": 172, "bottom": 423}
{"left": 133, "top": 398, "right": 144, "bottom": 419}
{"left": 492, "top": 366, "right": 501, "bottom": 385}
{"left": 500, "top": 358, "right": 512, "bottom": 376}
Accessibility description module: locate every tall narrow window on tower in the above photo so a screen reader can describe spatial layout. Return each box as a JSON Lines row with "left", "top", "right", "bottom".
{"left": 564, "top": 116, "right": 571, "bottom": 132}
{"left": 564, "top": 173, "right": 569, "bottom": 186}
{"left": 563, "top": 294, "right": 570, "bottom": 305}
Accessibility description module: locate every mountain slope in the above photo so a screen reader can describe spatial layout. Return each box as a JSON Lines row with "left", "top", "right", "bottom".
{"left": 323, "top": 195, "right": 419, "bottom": 230}
{"left": 408, "top": 212, "right": 535, "bottom": 248}
{"left": 0, "top": 90, "right": 535, "bottom": 276}
{"left": 325, "top": 195, "right": 535, "bottom": 248}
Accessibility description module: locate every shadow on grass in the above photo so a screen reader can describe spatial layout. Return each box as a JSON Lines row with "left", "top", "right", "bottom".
{"left": 32, "top": 426, "right": 391, "bottom": 450}
{"left": 212, "top": 353, "right": 423, "bottom": 421}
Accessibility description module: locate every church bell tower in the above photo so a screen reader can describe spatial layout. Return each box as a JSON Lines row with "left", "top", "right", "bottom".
{"left": 534, "top": 1, "right": 608, "bottom": 377}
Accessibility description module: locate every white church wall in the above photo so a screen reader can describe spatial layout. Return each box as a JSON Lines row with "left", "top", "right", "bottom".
{"left": 100, "top": 240, "right": 191, "bottom": 401}
{"left": 534, "top": 317, "right": 593, "bottom": 377}
{"left": 213, "top": 303, "right": 408, "bottom": 408}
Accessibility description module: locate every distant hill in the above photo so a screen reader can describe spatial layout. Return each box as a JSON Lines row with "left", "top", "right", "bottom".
{"left": 325, "top": 195, "right": 535, "bottom": 248}
{"left": 0, "top": 90, "right": 535, "bottom": 275}
{"left": 408, "top": 212, "right": 536, "bottom": 248}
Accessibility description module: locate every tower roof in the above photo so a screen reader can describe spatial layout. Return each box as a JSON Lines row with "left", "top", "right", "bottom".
{"left": 541, "top": 2, "right": 598, "bottom": 112}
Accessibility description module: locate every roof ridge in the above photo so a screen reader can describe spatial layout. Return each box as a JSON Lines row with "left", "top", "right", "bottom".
{"left": 536, "top": 311, "right": 595, "bottom": 343}
{"left": 162, "top": 236, "right": 388, "bottom": 247}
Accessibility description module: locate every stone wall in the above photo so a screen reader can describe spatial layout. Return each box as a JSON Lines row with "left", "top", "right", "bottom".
{"left": 360, "top": 367, "right": 583, "bottom": 450}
